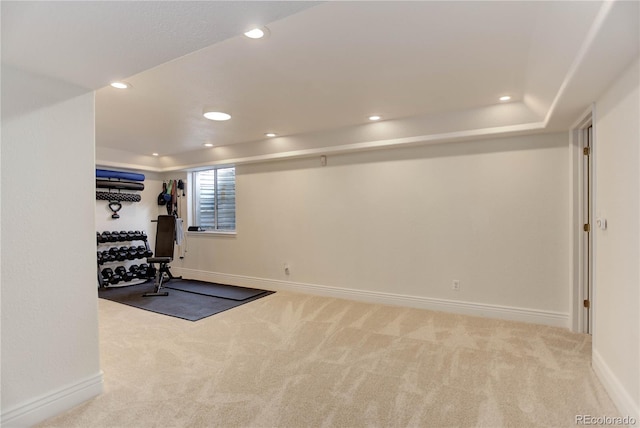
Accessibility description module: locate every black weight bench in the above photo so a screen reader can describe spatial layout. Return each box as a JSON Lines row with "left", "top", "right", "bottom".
{"left": 143, "top": 215, "right": 182, "bottom": 297}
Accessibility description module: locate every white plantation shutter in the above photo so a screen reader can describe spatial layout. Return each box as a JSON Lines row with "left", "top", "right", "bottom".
{"left": 194, "top": 167, "right": 235, "bottom": 230}
{"left": 216, "top": 167, "right": 236, "bottom": 230}
{"left": 195, "top": 170, "right": 216, "bottom": 227}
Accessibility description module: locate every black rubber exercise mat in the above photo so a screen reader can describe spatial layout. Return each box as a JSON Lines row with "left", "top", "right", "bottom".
{"left": 164, "top": 279, "right": 270, "bottom": 301}
{"left": 98, "top": 281, "right": 274, "bottom": 321}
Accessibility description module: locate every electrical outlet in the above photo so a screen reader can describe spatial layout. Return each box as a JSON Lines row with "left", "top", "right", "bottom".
{"left": 452, "top": 280, "right": 460, "bottom": 291}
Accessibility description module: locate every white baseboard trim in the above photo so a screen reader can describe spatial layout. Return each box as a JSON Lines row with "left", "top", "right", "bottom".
{"left": 1, "top": 371, "right": 104, "bottom": 428}
{"left": 592, "top": 349, "right": 640, "bottom": 421}
{"left": 173, "top": 268, "right": 569, "bottom": 328}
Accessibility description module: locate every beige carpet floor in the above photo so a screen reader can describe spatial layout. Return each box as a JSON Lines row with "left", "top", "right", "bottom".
{"left": 39, "top": 291, "right": 620, "bottom": 427}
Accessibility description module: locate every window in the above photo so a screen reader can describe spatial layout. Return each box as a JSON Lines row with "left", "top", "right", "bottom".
{"left": 192, "top": 167, "right": 236, "bottom": 231}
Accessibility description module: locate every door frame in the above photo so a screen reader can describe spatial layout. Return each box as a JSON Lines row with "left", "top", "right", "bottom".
{"left": 570, "top": 107, "right": 594, "bottom": 333}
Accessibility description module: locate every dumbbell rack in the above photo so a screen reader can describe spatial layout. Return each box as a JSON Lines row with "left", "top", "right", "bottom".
{"left": 97, "top": 230, "right": 153, "bottom": 288}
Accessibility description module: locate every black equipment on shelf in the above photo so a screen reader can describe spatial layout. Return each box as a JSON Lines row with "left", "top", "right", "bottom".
{"left": 96, "top": 192, "right": 141, "bottom": 202}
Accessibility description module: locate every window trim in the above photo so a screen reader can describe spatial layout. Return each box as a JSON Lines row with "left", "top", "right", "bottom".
{"left": 185, "top": 230, "right": 237, "bottom": 237}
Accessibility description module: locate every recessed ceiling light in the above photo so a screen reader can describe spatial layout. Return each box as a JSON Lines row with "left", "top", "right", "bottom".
{"left": 368, "top": 115, "right": 381, "bottom": 121}
{"left": 203, "top": 143, "right": 214, "bottom": 147}
{"left": 244, "top": 27, "right": 269, "bottom": 39}
{"left": 152, "top": 152, "right": 159, "bottom": 157}
{"left": 110, "top": 81, "right": 131, "bottom": 89}
{"left": 265, "top": 133, "right": 277, "bottom": 137}
{"left": 499, "top": 95, "right": 511, "bottom": 102}
{"left": 203, "top": 111, "right": 231, "bottom": 121}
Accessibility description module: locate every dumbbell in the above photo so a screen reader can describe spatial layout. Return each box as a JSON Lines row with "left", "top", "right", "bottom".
{"left": 140, "top": 231, "right": 148, "bottom": 241}
{"left": 101, "top": 267, "right": 115, "bottom": 283}
{"left": 127, "top": 246, "right": 139, "bottom": 260}
{"left": 132, "top": 231, "right": 142, "bottom": 240}
{"left": 114, "top": 266, "right": 126, "bottom": 278}
{"left": 101, "top": 231, "right": 112, "bottom": 242}
{"left": 134, "top": 246, "right": 143, "bottom": 258}
{"left": 108, "top": 248, "right": 123, "bottom": 261}
{"left": 102, "top": 250, "right": 115, "bottom": 262}
{"left": 98, "top": 251, "right": 115, "bottom": 264}
{"left": 115, "top": 246, "right": 127, "bottom": 261}
{"left": 138, "top": 263, "right": 150, "bottom": 278}
{"left": 128, "top": 246, "right": 138, "bottom": 259}
{"left": 129, "top": 264, "right": 140, "bottom": 277}
{"left": 115, "top": 266, "right": 134, "bottom": 282}
{"left": 108, "top": 247, "right": 121, "bottom": 261}
{"left": 102, "top": 267, "right": 122, "bottom": 284}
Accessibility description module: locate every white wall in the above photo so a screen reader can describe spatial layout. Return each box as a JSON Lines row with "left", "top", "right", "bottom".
{"left": 174, "top": 132, "right": 570, "bottom": 325}
{"left": 1, "top": 67, "right": 102, "bottom": 426}
{"left": 0, "top": 59, "right": 3, "bottom": 414}
{"left": 592, "top": 58, "right": 640, "bottom": 420}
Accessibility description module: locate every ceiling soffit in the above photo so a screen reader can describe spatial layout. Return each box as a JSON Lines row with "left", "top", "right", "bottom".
{"left": 4, "top": 1, "right": 631, "bottom": 171}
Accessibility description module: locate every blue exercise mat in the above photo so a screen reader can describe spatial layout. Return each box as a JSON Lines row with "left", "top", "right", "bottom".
{"left": 96, "top": 169, "right": 145, "bottom": 182}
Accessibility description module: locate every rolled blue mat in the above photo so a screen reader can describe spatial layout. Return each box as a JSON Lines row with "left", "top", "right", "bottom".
{"left": 96, "top": 169, "right": 145, "bottom": 182}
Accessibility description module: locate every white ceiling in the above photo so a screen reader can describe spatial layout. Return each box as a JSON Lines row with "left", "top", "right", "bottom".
{"left": 2, "top": 1, "right": 638, "bottom": 171}
{"left": 1, "top": 1, "right": 316, "bottom": 90}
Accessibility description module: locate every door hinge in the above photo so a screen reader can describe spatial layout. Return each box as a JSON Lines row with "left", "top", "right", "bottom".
{"left": 583, "top": 223, "right": 590, "bottom": 232}
{"left": 583, "top": 147, "right": 590, "bottom": 156}
{"left": 583, "top": 299, "right": 590, "bottom": 308}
